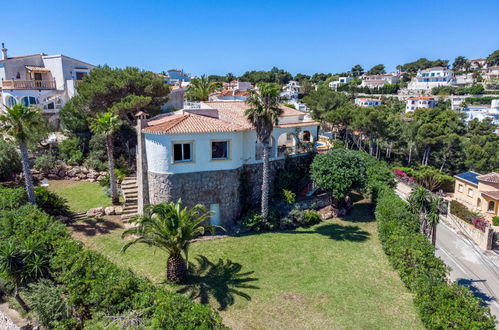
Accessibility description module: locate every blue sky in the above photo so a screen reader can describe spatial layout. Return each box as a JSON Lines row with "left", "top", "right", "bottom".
{"left": 3, "top": 0, "right": 499, "bottom": 76}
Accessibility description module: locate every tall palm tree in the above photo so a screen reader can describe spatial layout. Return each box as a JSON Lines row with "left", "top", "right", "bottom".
{"left": 0, "top": 104, "right": 46, "bottom": 204}
{"left": 121, "top": 200, "right": 214, "bottom": 283}
{"left": 408, "top": 186, "right": 441, "bottom": 246}
{"left": 185, "top": 75, "right": 221, "bottom": 101}
{"left": 90, "top": 111, "right": 122, "bottom": 204}
{"left": 245, "top": 83, "right": 283, "bottom": 222}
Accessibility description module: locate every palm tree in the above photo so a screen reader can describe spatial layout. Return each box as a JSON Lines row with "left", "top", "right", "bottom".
{"left": 408, "top": 186, "right": 441, "bottom": 246}
{"left": 0, "top": 104, "right": 46, "bottom": 204}
{"left": 185, "top": 75, "right": 221, "bottom": 101}
{"left": 245, "top": 83, "right": 283, "bottom": 222}
{"left": 121, "top": 200, "right": 214, "bottom": 283}
{"left": 90, "top": 111, "right": 122, "bottom": 204}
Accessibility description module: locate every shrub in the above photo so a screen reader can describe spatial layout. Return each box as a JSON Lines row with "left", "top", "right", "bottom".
{"left": 33, "top": 154, "right": 61, "bottom": 173}
{"left": 0, "top": 139, "right": 22, "bottom": 180}
{"left": 0, "top": 186, "right": 27, "bottom": 210}
{"left": 84, "top": 155, "right": 107, "bottom": 171}
{"left": 25, "top": 279, "right": 71, "bottom": 328}
{"left": 375, "top": 186, "right": 495, "bottom": 329}
{"left": 282, "top": 189, "right": 296, "bottom": 205}
{"left": 34, "top": 186, "right": 70, "bottom": 216}
{"left": 58, "top": 137, "right": 84, "bottom": 165}
{"left": 241, "top": 208, "right": 279, "bottom": 232}
{"left": 99, "top": 168, "right": 127, "bottom": 187}
{"left": 493, "top": 216, "right": 499, "bottom": 226}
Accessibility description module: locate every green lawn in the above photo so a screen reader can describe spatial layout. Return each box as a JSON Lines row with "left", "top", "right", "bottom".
{"left": 47, "top": 180, "right": 112, "bottom": 213}
{"left": 82, "top": 198, "right": 423, "bottom": 329}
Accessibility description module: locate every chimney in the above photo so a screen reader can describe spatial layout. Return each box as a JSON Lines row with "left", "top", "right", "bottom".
{"left": 1, "top": 43, "right": 7, "bottom": 60}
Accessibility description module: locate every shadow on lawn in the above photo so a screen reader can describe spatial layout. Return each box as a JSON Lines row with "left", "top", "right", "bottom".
{"left": 178, "top": 256, "right": 259, "bottom": 311}
{"left": 286, "top": 223, "right": 370, "bottom": 242}
{"left": 341, "top": 192, "right": 375, "bottom": 223}
{"left": 68, "top": 217, "right": 122, "bottom": 236}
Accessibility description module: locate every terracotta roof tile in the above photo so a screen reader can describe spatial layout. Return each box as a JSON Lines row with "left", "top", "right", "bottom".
{"left": 408, "top": 96, "right": 434, "bottom": 100}
{"left": 143, "top": 113, "right": 246, "bottom": 134}
{"left": 477, "top": 172, "right": 499, "bottom": 184}
{"left": 481, "top": 191, "right": 499, "bottom": 200}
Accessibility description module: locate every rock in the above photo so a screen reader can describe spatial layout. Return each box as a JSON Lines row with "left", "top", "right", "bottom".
{"left": 114, "top": 206, "right": 123, "bottom": 215}
{"left": 97, "top": 175, "right": 105, "bottom": 181}
{"left": 86, "top": 207, "right": 104, "bottom": 218}
{"left": 77, "top": 173, "right": 87, "bottom": 179}
{"left": 82, "top": 166, "right": 89, "bottom": 174}
{"left": 88, "top": 178, "right": 96, "bottom": 183}
{"left": 58, "top": 168, "right": 66, "bottom": 177}
{"left": 104, "top": 206, "right": 115, "bottom": 215}
{"left": 47, "top": 173, "right": 60, "bottom": 180}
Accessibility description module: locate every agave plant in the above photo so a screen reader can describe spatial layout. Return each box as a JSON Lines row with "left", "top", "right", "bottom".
{"left": 121, "top": 200, "right": 215, "bottom": 283}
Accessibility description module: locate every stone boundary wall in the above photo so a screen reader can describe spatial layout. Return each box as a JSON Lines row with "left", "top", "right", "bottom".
{"left": 0, "top": 310, "right": 21, "bottom": 330}
{"left": 443, "top": 214, "right": 494, "bottom": 250}
{"left": 32, "top": 164, "right": 107, "bottom": 183}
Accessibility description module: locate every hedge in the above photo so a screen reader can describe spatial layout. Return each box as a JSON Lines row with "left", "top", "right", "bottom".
{"left": 0, "top": 187, "right": 225, "bottom": 329}
{"left": 375, "top": 187, "right": 496, "bottom": 329}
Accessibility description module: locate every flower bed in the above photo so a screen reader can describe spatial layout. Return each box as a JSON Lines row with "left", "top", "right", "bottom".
{"left": 449, "top": 200, "right": 490, "bottom": 232}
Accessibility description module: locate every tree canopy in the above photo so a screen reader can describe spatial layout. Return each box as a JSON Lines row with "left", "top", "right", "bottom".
{"left": 366, "top": 64, "right": 386, "bottom": 75}
{"left": 350, "top": 64, "right": 364, "bottom": 77}
{"left": 396, "top": 58, "right": 449, "bottom": 73}
{"left": 239, "top": 67, "right": 292, "bottom": 85}
{"left": 486, "top": 50, "right": 499, "bottom": 66}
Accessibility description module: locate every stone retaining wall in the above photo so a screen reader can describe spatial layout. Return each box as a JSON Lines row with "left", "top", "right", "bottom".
{"left": 32, "top": 165, "right": 107, "bottom": 183}
{"left": 443, "top": 214, "right": 494, "bottom": 250}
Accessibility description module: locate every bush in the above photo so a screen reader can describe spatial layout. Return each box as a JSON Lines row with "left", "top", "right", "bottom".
{"left": 58, "top": 137, "right": 84, "bottom": 165}
{"left": 34, "top": 186, "right": 70, "bottom": 216}
{"left": 493, "top": 216, "right": 499, "bottom": 226}
{"left": 450, "top": 200, "right": 476, "bottom": 224}
{"left": 375, "top": 187, "right": 495, "bottom": 328}
{"left": 0, "top": 186, "right": 27, "bottom": 210}
{"left": 33, "top": 154, "right": 61, "bottom": 173}
{"left": 0, "top": 139, "right": 22, "bottom": 180}
{"left": 241, "top": 208, "right": 280, "bottom": 232}
{"left": 25, "top": 279, "right": 71, "bottom": 328}
{"left": 99, "top": 168, "right": 127, "bottom": 187}
{"left": 281, "top": 207, "right": 320, "bottom": 229}
{"left": 282, "top": 189, "right": 296, "bottom": 205}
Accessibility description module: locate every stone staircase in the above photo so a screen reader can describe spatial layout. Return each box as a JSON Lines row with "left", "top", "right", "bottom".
{"left": 121, "top": 175, "right": 139, "bottom": 222}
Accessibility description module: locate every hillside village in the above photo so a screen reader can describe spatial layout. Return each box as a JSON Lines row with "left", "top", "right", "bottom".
{"left": 1, "top": 42, "right": 499, "bottom": 329}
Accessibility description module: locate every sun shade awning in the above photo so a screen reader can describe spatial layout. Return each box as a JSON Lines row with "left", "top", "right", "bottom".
{"left": 25, "top": 65, "right": 50, "bottom": 72}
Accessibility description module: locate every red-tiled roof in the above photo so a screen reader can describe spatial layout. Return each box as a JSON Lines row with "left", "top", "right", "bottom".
{"left": 143, "top": 113, "right": 246, "bottom": 134}
{"left": 477, "top": 172, "right": 499, "bottom": 184}
{"left": 358, "top": 98, "right": 381, "bottom": 102}
{"left": 482, "top": 191, "right": 499, "bottom": 200}
{"left": 0, "top": 53, "right": 46, "bottom": 62}
{"left": 407, "top": 96, "right": 434, "bottom": 100}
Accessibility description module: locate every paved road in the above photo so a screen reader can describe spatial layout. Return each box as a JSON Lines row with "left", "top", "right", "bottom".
{"left": 395, "top": 182, "right": 499, "bottom": 323}
{"left": 435, "top": 221, "right": 499, "bottom": 322}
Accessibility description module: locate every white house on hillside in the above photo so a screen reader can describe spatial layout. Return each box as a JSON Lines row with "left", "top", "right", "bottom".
{"left": 0, "top": 44, "right": 95, "bottom": 126}
{"left": 135, "top": 101, "right": 319, "bottom": 226}
{"left": 355, "top": 98, "right": 382, "bottom": 107}
{"left": 405, "top": 96, "right": 436, "bottom": 112}
{"left": 329, "top": 77, "right": 353, "bottom": 90}
{"left": 360, "top": 73, "right": 399, "bottom": 88}
{"left": 461, "top": 100, "right": 499, "bottom": 131}
{"left": 407, "top": 67, "right": 455, "bottom": 91}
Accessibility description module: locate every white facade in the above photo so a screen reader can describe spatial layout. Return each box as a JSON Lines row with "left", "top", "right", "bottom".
{"left": 143, "top": 102, "right": 319, "bottom": 175}
{"left": 355, "top": 98, "right": 382, "bottom": 107}
{"left": 329, "top": 77, "right": 353, "bottom": 90}
{"left": 483, "top": 66, "right": 499, "bottom": 81}
{"left": 405, "top": 97, "right": 436, "bottom": 112}
{"left": 0, "top": 46, "right": 95, "bottom": 125}
{"left": 360, "top": 73, "right": 399, "bottom": 88}
{"left": 407, "top": 67, "right": 455, "bottom": 91}
{"left": 462, "top": 101, "right": 499, "bottom": 131}
{"left": 281, "top": 80, "right": 302, "bottom": 101}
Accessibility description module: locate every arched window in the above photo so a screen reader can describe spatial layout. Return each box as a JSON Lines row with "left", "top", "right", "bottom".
{"left": 21, "top": 96, "right": 37, "bottom": 106}
{"left": 301, "top": 130, "right": 311, "bottom": 142}
{"left": 5, "top": 95, "right": 17, "bottom": 107}
{"left": 477, "top": 198, "right": 481, "bottom": 210}
{"left": 488, "top": 201, "right": 495, "bottom": 212}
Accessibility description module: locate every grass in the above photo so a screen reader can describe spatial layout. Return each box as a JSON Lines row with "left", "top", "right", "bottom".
{"left": 47, "top": 180, "right": 112, "bottom": 213}
{"left": 79, "top": 197, "right": 423, "bottom": 329}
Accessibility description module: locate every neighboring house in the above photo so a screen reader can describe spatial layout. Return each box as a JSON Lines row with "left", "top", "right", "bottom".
{"left": 450, "top": 96, "right": 466, "bottom": 110}
{"left": 135, "top": 101, "right": 319, "bottom": 226}
{"left": 0, "top": 44, "right": 95, "bottom": 127}
{"left": 461, "top": 100, "right": 499, "bottom": 131}
{"left": 163, "top": 69, "right": 191, "bottom": 86}
{"left": 329, "top": 77, "right": 354, "bottom": 90}
{"left": 483, "top": 66, "right": 499, "bottom": 81}
{"left": 224, "top": 80, "right": 252, "bottom": 92}
{"left": 407, "top": 67, "right": 455, "bottom": 91}
{"left": 280, "top": 80, "right": 302, "bottom": 101}
{"left": 209, "top": 90, "right": 250, "bottom": 101}
{"left": 454, "top": 73, "right": 475, "bottom": 86}
{"left": 453, "top": 171, "right": 499, "bottom": 218}
{"left": 469, "top": 58, "right": 487, "bottom": 70}
{"left": 355, "top": 98, "right": 382, "bottom": 107}
{"left": 161, "top": 86, "right": 187, "bottom": 111}
{"left": 405, "top": 96, "right": 435, "bottom": 112}
{"left": 360, "top": 73, "right": 399, "bottom": 88}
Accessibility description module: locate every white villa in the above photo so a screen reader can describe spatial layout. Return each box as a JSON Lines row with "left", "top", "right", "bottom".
{"left": 462, "top": 100, "right": 499, "bottom": 131}
{"left": 405, "top": 96, "right": 436, "bottom": 112}
{"left": 0, "top": 44, "right": 95, "bottom": 126}
{"left": 329, "top": 77, "right": 353, "bottom": 90}
{"left": 483, "top": 66, "right": 499, "bottom": 81}
{"left": 469, "top": 58, "right": 487, "bottom": 70}
{"left": 135, "top": 101, "right": 319, "bottom": 226}
{"left": 355, "top": 98, "right": 382, "bottom": 107}
{"left": 407, "top": 67, "right": 455, "bottom": 91}
{"left": 360, "top": 73, "right": 399, "bottom": 88}
{"left": 280, "top": 80, "right": 302, "bottom": 101}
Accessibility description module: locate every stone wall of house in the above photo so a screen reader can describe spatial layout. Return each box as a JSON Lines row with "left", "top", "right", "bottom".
{"left": 147, "top": 155, "right": 314, "bottom": 226}
{"left": 148, "top": 168, "right": 242, "bottom": 226}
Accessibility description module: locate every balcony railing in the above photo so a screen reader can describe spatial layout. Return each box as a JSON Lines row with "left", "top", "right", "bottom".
{"left": 2, "top": 80, "right": 56, "bottom": 90}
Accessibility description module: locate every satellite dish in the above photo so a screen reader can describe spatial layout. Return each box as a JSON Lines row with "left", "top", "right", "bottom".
{"left": 41, "top": 178, "right": 49, "bottom": 187}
